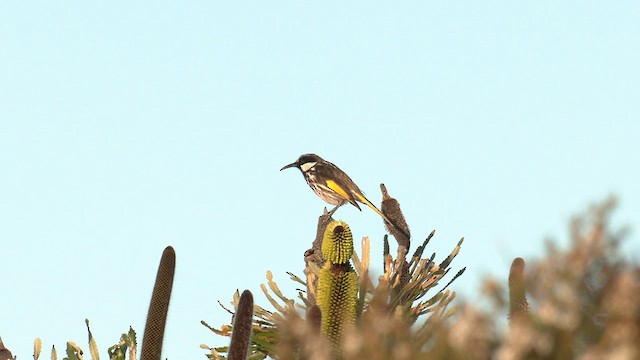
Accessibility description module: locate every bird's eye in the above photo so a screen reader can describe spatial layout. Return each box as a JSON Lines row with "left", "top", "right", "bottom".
{"left": 300, "top": 162, "right": 317, "bottom": 172}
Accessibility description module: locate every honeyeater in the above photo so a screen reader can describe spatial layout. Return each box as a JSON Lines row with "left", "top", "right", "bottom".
{"left": 280, "top": 153, "right": 396, "bottom": 226}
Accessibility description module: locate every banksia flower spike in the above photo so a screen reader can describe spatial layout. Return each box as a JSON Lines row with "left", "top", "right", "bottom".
{"left": 317, "top": 220, "right": 358, "bottom": 356}
{"left": 228, "top": 290, "right": 254, "bottom": 360}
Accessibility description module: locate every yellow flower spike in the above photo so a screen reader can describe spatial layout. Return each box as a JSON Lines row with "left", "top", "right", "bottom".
{"left": 322, "top": 220, "right": 354, "bottom": 265}
{"left": 317, "top": 220, "right": 358, "bottom": 356}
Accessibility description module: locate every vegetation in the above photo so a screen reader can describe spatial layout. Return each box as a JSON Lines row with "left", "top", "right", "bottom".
{"left": 202, "top": 196, "right": 638, "bottom": 359}
{"left": 3, "top": 195, "right": 638, "bottom": 360}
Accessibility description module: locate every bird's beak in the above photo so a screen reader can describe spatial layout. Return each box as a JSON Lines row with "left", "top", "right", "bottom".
{"left": 280, "top": 162, "right": 298, "bottom": 171}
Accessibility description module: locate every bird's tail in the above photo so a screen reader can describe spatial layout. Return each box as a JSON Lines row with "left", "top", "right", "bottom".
{"left": 354, "top": 192, "right": 410, "bottom": 240}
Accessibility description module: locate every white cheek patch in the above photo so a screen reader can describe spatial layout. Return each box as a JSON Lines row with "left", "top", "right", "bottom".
{"left": 300, "top": 162, "right": 317, "bottom": 173}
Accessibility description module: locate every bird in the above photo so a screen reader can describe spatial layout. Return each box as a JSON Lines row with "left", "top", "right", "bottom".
{"left": 280, "top": 153, "right": 397, "bottom": 228}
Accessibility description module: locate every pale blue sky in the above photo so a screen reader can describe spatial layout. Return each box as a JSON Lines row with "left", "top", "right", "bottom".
{"left": 1, "top": 2, "right": 639, "bottom": 359}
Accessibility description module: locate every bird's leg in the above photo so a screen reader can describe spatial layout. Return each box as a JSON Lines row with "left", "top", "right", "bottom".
{"left": 326, "top": 202, "right": 344, "bottom": 219}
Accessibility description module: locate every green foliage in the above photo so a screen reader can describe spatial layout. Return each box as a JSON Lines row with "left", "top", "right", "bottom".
{"left": 30, "top": 323, "right": 137, "bottom": 360}
{"left": 64, "top": 342, "right": 83, "bottom": 360}
{"left": 11, "top": 248, "right": 161, "bottom": 360}
{"left": 107, "top": 328, "right": 138, "bottom": 360}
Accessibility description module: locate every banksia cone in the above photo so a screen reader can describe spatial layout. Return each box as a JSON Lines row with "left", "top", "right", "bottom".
{"left": 228, "top": 290, "right": 254, "bottom": 360}
{"left": 508, "top": 257, "right": 529, "bottom": 321}
{"left": 317, "top": 264, "right": 358, "bottom": 354}
{"left": 380, "top": 183, "right": 411, "bottom": 249}
{"left": 322, "top": 220, "right": 354, "bottom": 265}
{"left": 317, "top": 220, "right": 358, "bottom": 356}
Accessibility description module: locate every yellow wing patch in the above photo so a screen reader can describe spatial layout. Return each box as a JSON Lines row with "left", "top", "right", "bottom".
{"left": 325, "top": 180, "right": 351, "bottom": 200}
